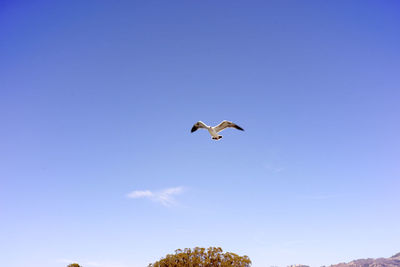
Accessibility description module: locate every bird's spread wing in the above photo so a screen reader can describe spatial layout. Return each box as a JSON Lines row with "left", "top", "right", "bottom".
{"left": 191, "top": 121, "right": 208, "bottom": 133}
{"left": 214, "top": 120, "right": 244, "bottom": 133}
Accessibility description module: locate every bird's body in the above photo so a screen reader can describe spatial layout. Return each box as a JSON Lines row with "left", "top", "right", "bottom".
{"left": 207, "top": 127, "right": 221, "bottom": 140}
{"left": 191, "top": 120, "right": 244, "bottom": 140}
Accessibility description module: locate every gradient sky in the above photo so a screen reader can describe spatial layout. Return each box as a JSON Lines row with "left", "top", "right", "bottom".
{"left": 1, "top": 1, "right": 400, "bottom": 267}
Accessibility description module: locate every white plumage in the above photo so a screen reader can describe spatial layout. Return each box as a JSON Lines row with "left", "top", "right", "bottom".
{"left": 191, "top": 120, "right": 244, "bottom": 140}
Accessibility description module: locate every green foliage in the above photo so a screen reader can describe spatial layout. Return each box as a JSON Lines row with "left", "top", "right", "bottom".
{"left": 148, "top": 247, "right": 251, "bottom": 267}
{"left": 67, "top": 264, "right": 82, "bottom": 267}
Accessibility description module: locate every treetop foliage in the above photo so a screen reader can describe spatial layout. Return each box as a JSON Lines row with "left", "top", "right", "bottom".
{"left": 148, "top": 247, "right": 251, "bottom": 267}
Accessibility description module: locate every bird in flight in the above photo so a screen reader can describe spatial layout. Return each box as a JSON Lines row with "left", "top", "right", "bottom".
{"left": 191, "top": 120, "right": 244, "bottom": 140}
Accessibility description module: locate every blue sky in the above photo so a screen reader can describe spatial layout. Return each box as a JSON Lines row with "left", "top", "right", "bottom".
{"left": 1, "top": 1, "right": 400, "bottom": 266}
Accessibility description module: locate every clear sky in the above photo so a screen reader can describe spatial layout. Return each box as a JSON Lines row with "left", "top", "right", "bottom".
{"left": 1, "top": 1, "right": 399, "bottom": 267}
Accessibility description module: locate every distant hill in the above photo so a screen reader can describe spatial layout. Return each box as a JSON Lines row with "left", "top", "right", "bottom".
{"left": 328, "top": 252, "right": 400, "bottom": 267}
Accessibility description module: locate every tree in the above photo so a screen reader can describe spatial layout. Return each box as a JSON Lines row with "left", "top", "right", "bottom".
{"left": 148, "top": 247, "right": 251, "bottom": 267}
{"left": 67, "top": 264, "right": 82, "bottom": 267}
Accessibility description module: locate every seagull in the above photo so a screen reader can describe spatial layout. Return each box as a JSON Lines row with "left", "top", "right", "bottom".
{"left": 191, "top": 120, "right": 244, "bottom": 140}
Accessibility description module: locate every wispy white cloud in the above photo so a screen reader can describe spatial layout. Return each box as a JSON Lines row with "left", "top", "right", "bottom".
{"left": 263, "top": 163, "right": 284, "bottom": 173}
{"left": 298, "top": 194, "right": 339, "bottom": 200}
{"left": 127, "top": 190, "right": 153, "bottom": 198}
{"left": 126, "top": 186, "right": 185, "bottom": 207}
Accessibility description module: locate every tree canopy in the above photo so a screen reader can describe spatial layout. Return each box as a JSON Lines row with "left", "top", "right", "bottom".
{"left": 67, "top": 264, "right": 82, "bottom": 267}
{"left": 148, "top": 247, "right": 251, "bottom": 267}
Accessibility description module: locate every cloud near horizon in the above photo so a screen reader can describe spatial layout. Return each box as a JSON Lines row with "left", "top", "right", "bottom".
{"left": 58, "top": 258, "right": 131, "bottom": 267}
{"left": 126, "top": 186, "right": 185, "bottom": 207}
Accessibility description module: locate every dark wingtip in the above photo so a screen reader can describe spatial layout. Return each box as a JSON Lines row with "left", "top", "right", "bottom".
{"left": 191, "top": 125, "right": 197, "bottom": 133}
{"left": 235, "top": 125, "right": 244, "bottom": 131}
